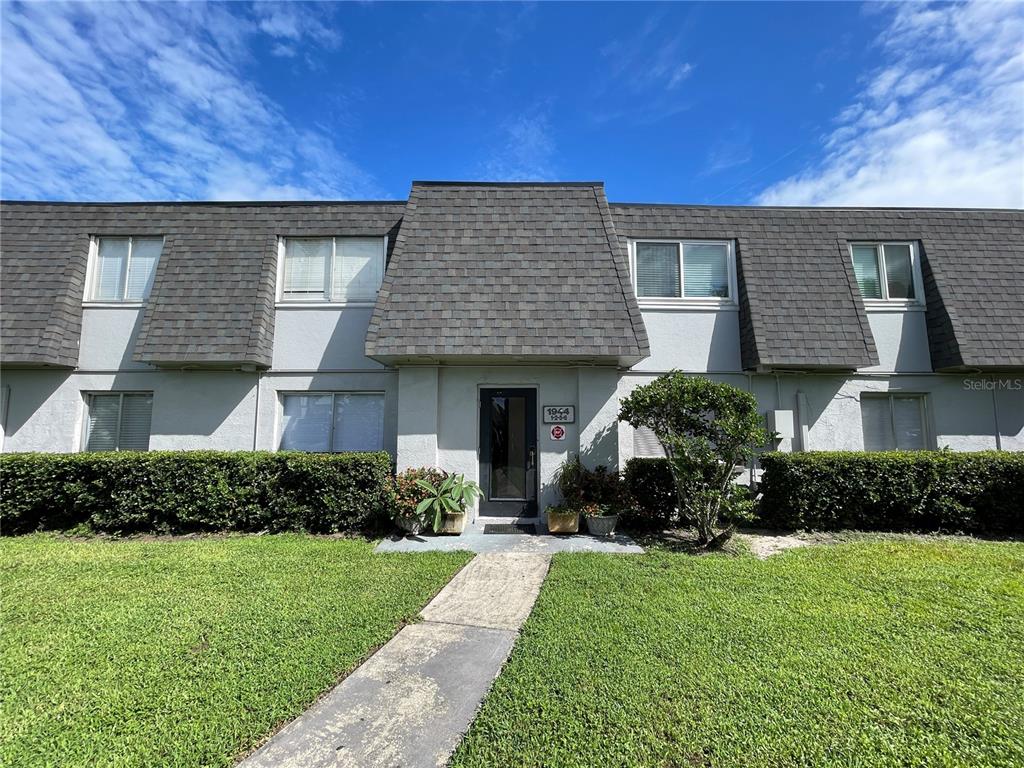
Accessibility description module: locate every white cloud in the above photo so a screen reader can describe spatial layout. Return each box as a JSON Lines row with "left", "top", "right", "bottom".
{"left": 0, "top": 1, "right": 372, "bottom": 201}
{"left": 758, "top": 2, "right": 1024, "bottom": 208}
{"left": 479, "top": 112, "right": 557, "bottom": 181}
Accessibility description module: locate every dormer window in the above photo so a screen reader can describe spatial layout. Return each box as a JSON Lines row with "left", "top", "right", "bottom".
{"left": 279, "top": 237, "right": 385, "bottom": 304}
{"left": 630, "top": 240, "right": 736, "bottom": 307}
{"left": 850, "top": 242, "right": 923, "bottom": 305}
{"left": 86, "top": 236, "right": 163, "bottom": 303}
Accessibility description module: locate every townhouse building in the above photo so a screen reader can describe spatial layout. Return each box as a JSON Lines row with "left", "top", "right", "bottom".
{"left": 2, "top": 182, "right": 1021, "bottom": 519}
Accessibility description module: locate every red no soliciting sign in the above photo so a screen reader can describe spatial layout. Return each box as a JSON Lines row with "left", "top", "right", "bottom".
{"left": 550, "top": 425, "right": 566, "bottom": 441}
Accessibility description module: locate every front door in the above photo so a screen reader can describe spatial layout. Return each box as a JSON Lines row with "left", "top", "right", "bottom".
{"left": 479, "top": 388, "right": 537, "bottom": 516}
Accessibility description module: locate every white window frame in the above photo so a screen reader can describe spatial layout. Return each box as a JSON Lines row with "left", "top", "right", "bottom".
{"left": 80, "top": 391, "right": 153, "bottom": 452}
{"left": 277, "top": 390, "right": 385, "bottom": 452}
{"left": 628, "top": 239, "right": 738, "bottom": 309}
{"left": 849, "top": 241, "right": 925, "bottom": 310}
{"left": 83, "top": 236, "right": 164, "bottom": 306}
{"left": 276, "top": 236, "right": 388, "bottom": 307}
{"left": 860, "top": 392, "right": 932, "bottom": 451}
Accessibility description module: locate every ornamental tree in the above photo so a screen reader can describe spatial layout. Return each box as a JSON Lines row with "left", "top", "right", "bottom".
{"left": 619, "top": 372, "right": 767, "bottom": 547}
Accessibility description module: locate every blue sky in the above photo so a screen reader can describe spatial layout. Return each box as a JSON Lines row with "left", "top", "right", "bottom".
{"left": 2, "top": 1, "right": 1022, "bottom": 206}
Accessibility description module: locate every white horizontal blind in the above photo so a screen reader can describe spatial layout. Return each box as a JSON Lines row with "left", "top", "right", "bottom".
{"left": 883, "top": 244, "right": 915, "bottom": 300}
{"left": 852, "top": 245, "right": 883, "bottom": 299}
{"left": 860, "top": 397, "right": 894, "bottom": 450}
{"left": 92, "top": 238, "right": 129, "bottom": 301}
{"left": 632, "top": 426, "right": 666, "bottom": 458}
{"left": 332, "top": 394, "right": 385, "bottom": 451}
{"left": 283, "top": 238, "right": 330, "bottom": 299}
{"left": 892, "top": 396, "right": 925, "bottom": 449}
{"left": 118, "top": 394, "right": 153, "bottom": 451}
{"left": 85, "top": 393, "right": 152, "bottom": 451}
{"left": 85, "top": 395, "right": 121, "bottom": 451}
{"left": 125, "top": 238, "right": 163, "bottom": 300}
{"left": 333, "top": 238, "right": 384, "bottom": 302}
{"left": 280, "top": 394, "right": 333, "bottom": 451}
{"left": 635, "top": 242, "right": 680, "bottom": 298}
{"left": 683, "top": 243, "right": 729, "bottom": 298}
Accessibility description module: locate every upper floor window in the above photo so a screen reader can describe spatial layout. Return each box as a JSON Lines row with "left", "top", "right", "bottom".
{"left": 84, "top": 392, "right": 153, "bottom": 451}
{"left": 850, "top": 242, "right": 922, "bottom": 304}
{"left": 86, "top": 236, "right": 163, "bottom": 303}
{"left": 279, "top": 237, "right": 385, "bottom": 303}
{"left": 631, "top": 240, "right": 735, "bottom": 304}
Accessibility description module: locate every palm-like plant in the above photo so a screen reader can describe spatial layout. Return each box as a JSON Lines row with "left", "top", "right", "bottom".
{"left": 415, "top": 474, "right": 482, "bottom": 533}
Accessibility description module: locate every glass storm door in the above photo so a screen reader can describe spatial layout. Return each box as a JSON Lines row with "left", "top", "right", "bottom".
{"left": 479, "top": 388, "right": 538, "bottom": 516}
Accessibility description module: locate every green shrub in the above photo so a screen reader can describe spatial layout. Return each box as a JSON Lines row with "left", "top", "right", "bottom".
{"left": 758, "top": 451, "right": 1024, "bottom": 534}
{"left": 554, "top": 457, "right": 624, "bottom": 510}
{"left": 0, "top": 451, "right": 395, "bottom": 535}
{"left": 621, "top": 458, "right": 675, "bottom": 528}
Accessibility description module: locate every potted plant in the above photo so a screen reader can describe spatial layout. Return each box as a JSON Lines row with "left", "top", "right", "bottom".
{"left": 415, "top": 473, "right": 481, "bottom": 535}
{"left": 546, "top": 504, "right": 579, "bottom": 534}
{"left": 581, "top": 502, "right": 618, "bottom": 536}
{"left": 392, "top": 467, "right": 447, "bottom": 535}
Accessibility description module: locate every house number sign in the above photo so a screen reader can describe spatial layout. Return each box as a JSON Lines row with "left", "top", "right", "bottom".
{"left": 543, "top": 406, "right": 575, "bottom": 424}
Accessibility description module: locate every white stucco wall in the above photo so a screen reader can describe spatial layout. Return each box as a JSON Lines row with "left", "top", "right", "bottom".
{"left": 633, "top": 309, "right": 743, "bottom": 372}
{"left": 862, "top": 309, "right": 932, "bottom": 373}
{"left": 78, "top": 307, "right": 153, "bottom": 371}
{"left": 272, "top": 307, "right": 384, "bottom": 371}
{"left": 0, "top": 369, "right": 258, "bottom": 452}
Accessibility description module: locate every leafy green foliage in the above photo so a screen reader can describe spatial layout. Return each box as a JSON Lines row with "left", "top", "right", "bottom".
{"left": 619, "top": 373, "right": 767, "bottom": 545}
{"left": 451, "top": 540, "right": 1024, "bottom": 767}
{"left": 414, "top": 473, "right": 482, "bottom": 533}
{"left": 0, "top": 535, "right": 471, "bottom": 768}
{"left": 554, "top": 456, "right": 625, "bottom": 512}
{"left": 621, "top": 458, "right": 676, "bottom": 529}
{"left": 759, "top": 450, "right": 1024, "bottom": 533}
{"left": 392, "top": 467, "right": 448, "bottom": 527}
{"left": 0, "top": 451, "right": 395, "bottom": 535}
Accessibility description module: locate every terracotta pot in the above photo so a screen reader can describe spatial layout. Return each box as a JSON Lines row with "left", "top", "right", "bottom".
{"left": 547, "top": 508, "right": 579, "bottom": 534}
{"left": 585, "top": 514, "right": 618, "bottom": 537}
{"left": 395, "top": 516, "right": 424, "bottom": 535}
{"left": 438, "top": 511, "right": 465, "bottom": 535}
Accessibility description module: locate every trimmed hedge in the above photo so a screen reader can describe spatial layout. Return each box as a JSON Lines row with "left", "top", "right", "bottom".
{"left": 758, "top": 451, "right": 1024, "bottom": 534}
{"left": 0, "top": 451, "right": 395, "bottom": 535}
{"left": 622, "top": 457, "right": 676, "bottom": 528}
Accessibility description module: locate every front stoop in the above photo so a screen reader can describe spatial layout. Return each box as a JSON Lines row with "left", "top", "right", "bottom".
{"left": 236, "top": 554, "right": 550, "bottom": 768}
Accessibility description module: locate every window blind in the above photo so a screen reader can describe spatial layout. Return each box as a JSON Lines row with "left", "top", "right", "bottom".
{"left": 852, "top": 245, "right": 883, "bottom": 299}
{"left": 883, "top": 244, "right": 915, "bottom": 300}
{"left": 632, "top": 426, "right": 666, "bottom": 458}
{"left": 125, "top": 238, "right": 163, "bottom": 300}
{"left": 280, "top": 394, "right": 333, "bottom": 451}
{"left": 333, "top": 238, "right": 384, "bottom": 302}
{"left": 85, "top": 393, "right": 152, "bottom": 451}
{"left": 892, "top": 396, "right": 925, "bottom": 449}
{"left": 683, "top": 243, "right": 729, "bottom": 298}
{"left": 283, "top": 238, "right": 330, "bottom": 298}
{"left": 85, "top": 395, "right": 121, "bottom": 451}
{"left": 332, "top": 394, "right": 385, "bottom": 451}
{"left": 635, "top": 242, "right": 680, "bottom": 298}
{"left": 93, "top": 238, "right": 129, "bottom": 301}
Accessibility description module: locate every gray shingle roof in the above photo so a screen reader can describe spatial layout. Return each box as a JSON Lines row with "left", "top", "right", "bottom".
{"left": 0, "top": 202, "right": 404, "bottom": 368}
{"left": 610, "top": 204, "right": 1024, "bottom": 371}
{"left": 365, "top": 182, "right": 650, "bottom": 364}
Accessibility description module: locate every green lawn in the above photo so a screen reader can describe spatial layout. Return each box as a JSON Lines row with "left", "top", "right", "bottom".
{"left": 451, "top": 540, "right": 1024, "bottom": 768}
{"left": 0, "top": 535, "right": 470, "bottom": 768}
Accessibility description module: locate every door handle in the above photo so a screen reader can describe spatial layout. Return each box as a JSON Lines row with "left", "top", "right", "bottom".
{"left": 527, "top": 447, "right": 536, "bottom": 470}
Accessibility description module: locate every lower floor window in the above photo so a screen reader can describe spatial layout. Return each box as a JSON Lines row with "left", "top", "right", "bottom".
{"left": 860, "top": 394, "right": 928, "bottom": 450}
{"left": 280, "top": 392, "right": 384, "bottom": 452}
{"left": 84, "top": 392, "right": 153, "bottom": 451}
{"left": 632, "top": 426, "right": 666, "bottom": 458}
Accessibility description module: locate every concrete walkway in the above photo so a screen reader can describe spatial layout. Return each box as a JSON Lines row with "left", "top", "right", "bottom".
{"left": 376, "top": 528, "right": 643, "bottom": 555}
{"left": 238, "top": 553, "right": 550, "bottom": 768}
